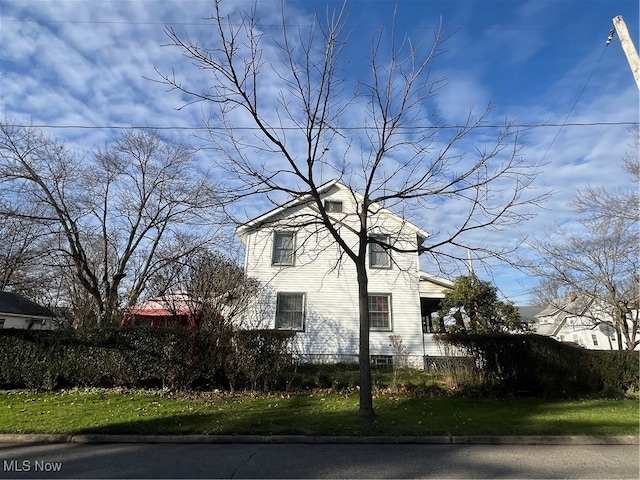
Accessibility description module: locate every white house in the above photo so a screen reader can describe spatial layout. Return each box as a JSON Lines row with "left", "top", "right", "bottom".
{"left": 534, "top": 292, "right": 624, "bottom": 350}
{"left": 236, "top": 180, "right": 453, "bottom": 367}
{"left": 0, "top": 291, "right": 59, "bottom": 330}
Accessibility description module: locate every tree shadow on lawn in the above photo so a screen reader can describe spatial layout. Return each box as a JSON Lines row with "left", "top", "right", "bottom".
{"left": 72, "top": 395, "right": 381, "bottom": 436}
{"left": 72, "top": 395, "right": 639, "bottom": 437}
{"left": 383, "top": 396, "right": 640, "bottom": 436}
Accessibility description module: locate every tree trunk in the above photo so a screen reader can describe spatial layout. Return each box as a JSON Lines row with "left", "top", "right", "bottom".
{"left": 356, "top": 261, "right": 375, "bottom": 419}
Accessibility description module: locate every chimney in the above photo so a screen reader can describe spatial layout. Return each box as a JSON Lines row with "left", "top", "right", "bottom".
{"left": 569, "top": 291, "right": 577, "bottom": 302}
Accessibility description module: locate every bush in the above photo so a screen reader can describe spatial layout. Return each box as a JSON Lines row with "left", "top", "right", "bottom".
{"left": 287, "top": 363, "right": 360, "bottom": 390}
{"left": 0, "top": 327, "right": 295, "bottom": 391}
{"left": 437, "top": 333, "right": 639, "bottom": 398}
{"left": 224, "top": 329, "right": 296, "bottom": 391}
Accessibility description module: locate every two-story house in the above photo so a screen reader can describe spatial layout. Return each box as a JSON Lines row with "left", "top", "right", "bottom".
{"left": 236, "top": 180, "right": 452, "bottom": 367}
{"left": 534, "top": 292, "right": 637, "bottom": 350}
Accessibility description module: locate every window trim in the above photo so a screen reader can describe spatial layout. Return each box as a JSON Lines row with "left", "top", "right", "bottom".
{"left": 275, "top": 292, "right": 306, "bottom": 331}
{"left": 368, "top": 293, "right": 392, "bottom": 331}
{"left": 369, "top": 234, "right": 391, "bottom": 269}
{"left": 371, "top": 355, "right": 393, "bottom": 369}
{"left": 324, "top": 200, "right": 343, "bottom": 213}
{"left": 272, "top": 230, "right": 296, "bottom": 266}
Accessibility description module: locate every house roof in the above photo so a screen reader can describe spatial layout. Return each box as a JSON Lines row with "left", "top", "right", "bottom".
{"left": 126, "top": 291, "right": 198, "bottom": 317}
{"left": 0, "top": 291, "right": 55, "bottom": 318}
{"left": 536, "top": 295, "right": 592, "bottom": 319}
{"left": 236, "top": 180, "right": 430, "bottom": 244}
{"left": 533, "top": 294, "right": 593, "bottom": 336}
{"left": 516, "top": 305, "right": 545, "bottom": 323}
{"left": 419, "top": 271, "right": 454, "bottom": 289}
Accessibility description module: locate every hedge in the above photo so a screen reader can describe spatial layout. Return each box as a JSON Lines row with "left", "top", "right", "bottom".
{"left": 437, "top": 333, "right": 639, "bottom": 398}
{"left": 0, "top": 327, "right": 295, "bottom": 391}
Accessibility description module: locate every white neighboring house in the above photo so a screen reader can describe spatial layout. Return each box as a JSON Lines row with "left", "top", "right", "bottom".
{"left": 533, "top": 292, "right": 623, "bottom": 350}
{"left": 0, "top": 291, "right": 59, "bottom": 330}
{"left": 236, "top": 180, "right": 453, "bottom": 368}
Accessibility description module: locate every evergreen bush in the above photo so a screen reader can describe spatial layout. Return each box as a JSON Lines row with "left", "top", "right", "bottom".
{"left": 0, "top": 327, "right": 295, "bottom": 391}
{"left": 437, "top": 333, "right": 639, "bottom": 397}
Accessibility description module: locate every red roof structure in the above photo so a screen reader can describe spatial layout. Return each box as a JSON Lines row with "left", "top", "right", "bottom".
{"left": 121, "top": 292, "right": 201, "bottom": 329}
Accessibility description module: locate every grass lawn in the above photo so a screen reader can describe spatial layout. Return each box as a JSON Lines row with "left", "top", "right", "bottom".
{"left": 1, "top": 389, "right": 638, "bottom": 436}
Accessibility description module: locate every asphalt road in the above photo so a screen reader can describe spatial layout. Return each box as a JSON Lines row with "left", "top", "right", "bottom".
{"left": 0, "top": 442, "right": 638, "bottom": 479}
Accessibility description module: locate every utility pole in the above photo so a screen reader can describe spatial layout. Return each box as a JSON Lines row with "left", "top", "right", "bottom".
{"left": 466, "top": 249, "right": 475, "bottom": 278}
{"left": 608, "top": 15, "right": 640, "bottom": 90}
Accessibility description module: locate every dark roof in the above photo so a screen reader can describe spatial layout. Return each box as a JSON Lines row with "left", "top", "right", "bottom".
{"left": 0, "top": 291, "right": 55, "bottom": 317}
{"left": 533, "top": 294, "right": 594, "bottom": 336}
{"left": 516, "top": 306, "right": 545, "bottom": 323}
{"left": 536, "top": 295, "right": 592, "bottom": 319}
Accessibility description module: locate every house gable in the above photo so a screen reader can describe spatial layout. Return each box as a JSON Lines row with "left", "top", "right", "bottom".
{"left": 533, "top": 294, "right": 622, "bottom": 349}
{"left": 236, "top": 180, "right": 429, "bottom": 247}
{"left": 237, "top": 181, "right": 454, "bottom": 366}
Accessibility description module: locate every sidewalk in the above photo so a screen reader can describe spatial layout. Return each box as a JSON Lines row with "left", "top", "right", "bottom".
{"left": 1, "top": 433, "right": 638, "bottom": 445}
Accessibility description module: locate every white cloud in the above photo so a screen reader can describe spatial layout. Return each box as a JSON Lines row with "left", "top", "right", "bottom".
{"left": 1, "top": 0, "right": 637, "bottom": 305}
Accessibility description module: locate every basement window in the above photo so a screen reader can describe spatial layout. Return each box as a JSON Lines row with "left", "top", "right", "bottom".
{"left": 371, "top": 355, "right": 393, "bottom": 370}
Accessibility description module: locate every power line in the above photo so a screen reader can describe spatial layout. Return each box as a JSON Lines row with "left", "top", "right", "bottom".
{"left": 3, "top": 121, "right": 637, "bottom": 132}
{"left": 3, "top": 14, "right": 638, "bottom": 33}
{"left": 539, "top": 46, "right": 609, "bottom": 163}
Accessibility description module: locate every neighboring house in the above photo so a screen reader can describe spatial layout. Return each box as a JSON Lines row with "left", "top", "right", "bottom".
{"left": 122, "top": 292, "right": 201, "bottom": 329}
{"left": 0, "top": 291, "right": 59, "bottom": 330}
{"left": 236, "top": 180, "right": 453, "bottom": 368}
{"left": 533, "top": 292, "right": 619, "bottom": 350}
{"left": 517, "top": 305, "right": 545, "bottom": 328}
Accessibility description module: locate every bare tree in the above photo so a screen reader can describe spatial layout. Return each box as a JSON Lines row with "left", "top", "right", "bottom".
{"left": 158, "top": 0, "right": 547, "bottom": 417}
{"left": 150, "top": 249, "right": 260, "bottom": 332}
{"left": 529, "top": 131, "right": 639, "bottom": 350}
{"left": 0, "top": 124, "right": 225, "bottom": 327}
{"left": 0, "top": 208, "right": 51, "bottom": 293}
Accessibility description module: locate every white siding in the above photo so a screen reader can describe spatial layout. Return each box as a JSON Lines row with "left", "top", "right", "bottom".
{"left": 0, "top": 313, "right": 58, "bottom": 330}
{"left": 241, "top": 185, "right": 425, "bottom": 362}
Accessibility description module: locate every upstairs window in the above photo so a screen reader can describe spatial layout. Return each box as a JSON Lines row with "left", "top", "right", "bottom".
{"left": 272, "top": 231, "right": 295, "bottom": 266}
{"left": 275, "top": 292, "right": 305, "bottom": 331}
{"left": 369, "top": 234, "right": 391, "bottom": 269}
{"left": 369, "top": 294, "right": 392, "bottom": 330}
{"left": 324, "top": 200, "right": 343, "bottom": 213}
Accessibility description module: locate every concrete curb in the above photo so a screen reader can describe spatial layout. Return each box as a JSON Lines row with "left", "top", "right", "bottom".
{"left": 1, "top": 434, "right": 637, "bottom": 445}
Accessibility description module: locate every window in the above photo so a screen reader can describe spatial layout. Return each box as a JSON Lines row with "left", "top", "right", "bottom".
{"left": 324, "top": 200, "right": 343, "bottom": 213}
{"left": 369, "top": 294, "right": 391, "bottom": 330}
{"left": 0, "top": 319, "right": 4, "bottom": 329}
{"left": 591, "top": 334, "right": 599, "bottom": 346}
{"left": 276, "top": 293, "right": 305, "bottom": 330}
{"left": 369, "top": 235, "right": 391, "bottom": 268}
{"left": 371, "top": 355, "right": 393, "bottom": 369}
{"left": 272, "top": 231, "right": 295, "bottom": 266}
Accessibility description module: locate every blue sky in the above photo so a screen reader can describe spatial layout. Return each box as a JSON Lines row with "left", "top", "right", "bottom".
{"left": 1, "top": 0, "right": 639, "bottom": 305}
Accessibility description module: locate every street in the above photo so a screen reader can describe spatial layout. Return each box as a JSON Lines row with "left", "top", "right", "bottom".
{"left": 0, "top": 442, "right": 638, "bottom": 479}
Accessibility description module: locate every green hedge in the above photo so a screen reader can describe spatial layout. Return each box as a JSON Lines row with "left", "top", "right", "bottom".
{"left": 0, "top": 327, "right": 295, "bottom": 391}
{"left": 437, "top": 333, "right": 639, "bottom": 398}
